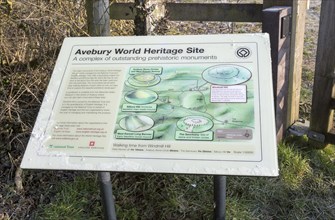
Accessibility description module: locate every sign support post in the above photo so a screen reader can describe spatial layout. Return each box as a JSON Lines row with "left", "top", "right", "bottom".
{"left": 99, "top": 172, "right": 117, "bottom": 220}
{"left": 86, "top": 1, "right": 117, "bottom": 219}
{"left": 214, "top": 175, "right": 227, "bottom": 220}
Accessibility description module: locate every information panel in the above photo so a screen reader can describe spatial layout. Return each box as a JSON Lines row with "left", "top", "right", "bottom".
{"left": 21, "top": 34, "right": 278, "bottom": 176}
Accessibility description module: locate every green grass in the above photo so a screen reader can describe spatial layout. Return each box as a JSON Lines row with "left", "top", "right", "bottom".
{"left": 33, "top": 140, "right": 335, "bottom": 219}
{"left": 32, "top": 174, "right": 102, "bottom": 220}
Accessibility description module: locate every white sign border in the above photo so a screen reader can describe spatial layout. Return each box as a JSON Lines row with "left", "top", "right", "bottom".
{"left": 21, "top": 34, "right": 278, "bottom": 176}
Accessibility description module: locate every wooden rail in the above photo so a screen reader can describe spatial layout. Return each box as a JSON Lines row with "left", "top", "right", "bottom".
{"left": 165, "top": 3, "right": 263, "bottom": 22}
{"left": 110, "top": 3, "right": 263, "bottom": 22}
{"left": 110, "top": 3, "right": 135, "bottom": 20}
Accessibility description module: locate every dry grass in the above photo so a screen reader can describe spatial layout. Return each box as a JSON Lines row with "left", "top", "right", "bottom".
{"left": 0, "top": 1, "right": 88, "bottom": 218}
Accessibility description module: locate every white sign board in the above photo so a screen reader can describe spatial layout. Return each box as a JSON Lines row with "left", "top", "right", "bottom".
{"left": 21, "top": 34, "right": 278, "bottom": 176}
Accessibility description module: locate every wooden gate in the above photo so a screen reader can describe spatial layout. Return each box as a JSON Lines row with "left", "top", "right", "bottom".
{"left": 86, "top": 0, "right": 308, "bottom": 141}
{"left": 310, "top": 0, "right": 335, "bottom": 145}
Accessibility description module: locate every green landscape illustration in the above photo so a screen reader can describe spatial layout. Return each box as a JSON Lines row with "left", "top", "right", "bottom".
{"left": 114, "top": 65, "right": 255, "bottom": 141}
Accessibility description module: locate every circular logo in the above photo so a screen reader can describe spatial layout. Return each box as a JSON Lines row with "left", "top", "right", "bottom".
{"left": 236, "top": 47, "right": 251, "bottom": 58}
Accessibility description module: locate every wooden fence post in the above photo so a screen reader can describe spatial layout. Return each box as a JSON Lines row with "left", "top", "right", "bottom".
{"left": 310, "top": 0, "right": 335, "bottom": 144}
{"left": 262, "top": 6, "right": 292, "bottom": 141}
{"left": 134, "top": 0, "right": 147, "bottom": 35}
{"left": 286, "top": 0, "right": 308, "bottom": 127}
{"left": 263, "top": 0, "right": 308, "bottom": 129}
{"left": 86, "top": 0, "right": 110, "bottom": 36}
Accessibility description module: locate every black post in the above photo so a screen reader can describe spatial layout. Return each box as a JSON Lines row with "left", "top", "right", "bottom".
{"left": 86, "top": 1, "right": 117, "bottom": 219}
{"left": 214, "top": 175, "right": 226, "bottom": 220}
{"left": 99, "top": 172, "right": 117, "bottom": 220}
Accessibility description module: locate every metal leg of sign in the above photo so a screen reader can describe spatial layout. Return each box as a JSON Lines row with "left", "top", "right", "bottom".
{"left": 98, "top": 172, "right": 117, "bottom": 220}
{"left": 214, "top": 175, "right": 227, "bottom": 220}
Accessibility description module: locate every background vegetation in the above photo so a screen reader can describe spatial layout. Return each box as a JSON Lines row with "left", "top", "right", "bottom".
{"left": 1, "top": 0, "right": 334, "bottom": 219}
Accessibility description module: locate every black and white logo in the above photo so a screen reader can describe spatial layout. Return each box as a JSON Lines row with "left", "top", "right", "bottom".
{"left": 236, "top": 47, "right": 251, "bottom": 58}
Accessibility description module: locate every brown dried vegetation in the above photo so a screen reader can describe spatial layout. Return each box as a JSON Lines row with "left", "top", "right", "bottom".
{"left": 0, "top": 1, "right": 88, "bottom": 218}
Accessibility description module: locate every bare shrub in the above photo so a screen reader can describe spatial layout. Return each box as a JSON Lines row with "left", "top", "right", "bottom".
{"left": 0, "top": 1, "right": 88, "bottom": 217}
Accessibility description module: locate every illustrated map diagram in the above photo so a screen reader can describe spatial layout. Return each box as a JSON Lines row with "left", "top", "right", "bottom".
{"left": 114, "top": 65, "right": 255, "bottom": 141}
